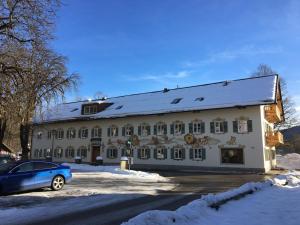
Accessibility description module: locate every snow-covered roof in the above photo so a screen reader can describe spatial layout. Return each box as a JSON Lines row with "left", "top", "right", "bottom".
{"left": 35, "top": 75, "right": 278, "bottom": 124}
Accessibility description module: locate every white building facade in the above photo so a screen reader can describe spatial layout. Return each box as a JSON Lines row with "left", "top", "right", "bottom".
{"left": 31, "top": 75, "right": 284, "bottom": 172}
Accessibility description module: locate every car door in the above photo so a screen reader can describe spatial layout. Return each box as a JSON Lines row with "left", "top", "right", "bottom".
{"left": 33, "top": 162, "right": 58, "bottom": 188}
{"left": 5, "top": 162, "right": 36, "bottom": 192}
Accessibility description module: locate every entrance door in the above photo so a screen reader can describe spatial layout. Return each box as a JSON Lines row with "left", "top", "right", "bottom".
{"left": 91, "top": 146, "right": 100, "bottom": 163}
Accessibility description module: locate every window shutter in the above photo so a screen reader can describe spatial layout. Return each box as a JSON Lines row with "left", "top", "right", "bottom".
{"left": 154, "top": 148, "right": 157, "bottom": 159}
{"left": 181, "top": 123, "right": 185, "bottom": 134}
{"left": 224, "top": 121, "right": 228, "bottom": 133}
{"left": 164, "top": 148, "right": 168, "bottom": 159}
{"left": 73, "top": 130, "right": 76, "bottom": 138}
{"left": 121, "top": 149, "right": 125, "bottom": 156}
{"left": 107, "top": 127, "right": 111, "bottom": 137}
{"left": 131, "top": 127, "right": 134, "bottom": 135}
{"left": 147, "top": 126, "right": 151, "bottom": 135}
{"left": 233, "top": 121, "right": 238, "bottom": 133}
{"left": 78, "top": 129, "right": 82, "bottom": 138}
{"left": 154, "top": 125, "right": 157, "bottom": 135}
{"left": 114, "top": 149, "right": 118, "bottom": 158}
{"left": 164, "top": 124, "right": 167, "bottom": 134}
{"left": 138, "top": 149, "right": 141, "bottom": 159}
{"left": 92, "top": 128, "right": 95, "bottom": 138}
{"left": 107, "top": 149, "right": 110, "bottom": 158}
{"left": 116, "top": 128, "right": 119, "bottom": 136}
{"left": 202, "top": 148, "right": 206, "bottom": 160}
{"left": 201, "top": 122, "right": 205, "bottom": 134}
{"left": 210, "top": 122, "right": 215, "bottom": 133}
{"left": 171, "top": 148, "right": 174, "bottom": 159}
{"left": 138, "top": 126, "right": 141, "bottom": 135}
{"left": 189, "top": 123, "right": 193, "bottom": 133}
{"left": 170, "top": 124, "right": 174, "bottom": 135}
{"left": 86, "top": 129, "right": 89, "bottom": 138}
{"left": 147, "top": 149, "right": 151, "bottom": 159}
{"left": 182, "top": 149, "right": 185, "bottom": 159}
{"left": 122, "top": 127, "right": 125, "bottom": 136}
{"left": 247, "top": 120, "right": 253, "bottom": 132}
{"left": 190, "top": 148, "right": 194, "bottom": 159}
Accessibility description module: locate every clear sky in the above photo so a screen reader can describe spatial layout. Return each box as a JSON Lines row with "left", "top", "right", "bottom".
{"left": 52, "top": 0, "right": 300, "bottom": 116}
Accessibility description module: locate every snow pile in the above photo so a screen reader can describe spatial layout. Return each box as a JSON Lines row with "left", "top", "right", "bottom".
{"left": 277, "top": 153, "right": 300, "bottom": 170}
{"left": 122, "top": 172, "right": 300, "bottom": 225}
{"left": 63, "top": 163, "right": 168, "bottom": 181}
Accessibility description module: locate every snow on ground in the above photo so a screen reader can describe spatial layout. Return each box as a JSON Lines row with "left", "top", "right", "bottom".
{"left": 277, "top": 153, "right": 300, "bottom": 170}
{"left": 122, "top": 171, "right": 300, "bottom": 225}
{"left": 0, "top": 165, "right": 174, "bottom": 225}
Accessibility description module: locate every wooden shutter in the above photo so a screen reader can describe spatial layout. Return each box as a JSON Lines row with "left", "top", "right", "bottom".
{"left": 147, "top": 149, "right": 151, "bottom": 159}
{"left": 91, "top": 128, "right": 95, "bottom": 138}
{"left": 138, "top": 149, "right": 141, "bottom": 159}
{"left": 233, "top": 121, "right": 238, "bottom": 133}
{"left": 138, "top": 126, "right": 141, "bottom": 135}
{"left": 223, "top": 121, "right": 228, "bottom": 133}
{"left": 107, "top": 128, "right": 111, "bottom": 137}
{"left": 171, "top": 148, "right": 174, "bottom": 159}
{"left": 107, "top": 149, "right": 110, "bottom": 158}
{"left": 189, "top": 123, "right": 193, "bottom": 133}
{"left": 210, "top": 122, "right": 215, "bottom": 133}
{"left": 163, "top": 124, "right": 167, "bottom": 134}
{"left": 114, "top": 149, "right": 118, "bottom": 158}
{"left": 202, "top": 148, "right": 206, "bottom": 160}
{"left": 154, "top": 148, "right": 157, "bottom": 159}
{"left": 190, "top": 148, "right": 194, "bottom": 159}
{"left": 201, "top": 122, "right": 205, "bottom": 134}
{"left": 122, "top": 127, "right": 125, "bottom": 136}
{"left": 247, "top": 120, "right": 253, "bottom": 132}
{"left": 182, "top": 148, "right": 185, "bottom": 159}
{"left": 154, "top": 125, "right": 157, "bottom": 135}
{"left": 78, "top": 129, "right": 82, "bottom": 138}
{"left": 181, "top": 123, "right": 185, "bottom": 134}
{"left": 147, "top": 126, "right": 151, "bottom": 135}
{"left": 170, "top": 124, "right": 174, "bottom": 135}
{"left": 130, "top": 127, "right": 134, "bottom": 135}
{"left": 121, "top": 149, "right": 125, "bottom": 156}
{"left": 164, "top": 148, "right": 168, "bottom": 159}
{"left": 115, "top": 128, "right": 119, "bottom": 136}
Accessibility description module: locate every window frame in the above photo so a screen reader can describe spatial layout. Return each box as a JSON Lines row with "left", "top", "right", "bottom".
{"left": 237, "top": 120, "right": 248, "bottom": 133}
{"left": 124, "top": 124, "right": 134, "bottom": 137}
{"left": 65, "top": 146, "right": 75, "bottom": 158}
{"left": 79, "top": 127, "right": 88, "bottom": 139}
{"left": 77, "top": 146, "right": 88, "bottom": 159}
{"left": 92, "top": 126, "right": 102, "bottom": 138}
{"left": 156, "top": 147, "right": 165, "bottom": 159}
{"left": 67, "top": 128, "right": 76, "bottom": 139}
{"left": 221, "top": 148, "right": 244, "bottom": 164}
{"left": 57, "top": 129, "right": 64, "bottom": 140}
{"left": 173, "top": 121, "right": 184, "bottom": 135}
{"left": 107, "top": 148, "right": 118, "bottom": 159}
{"left": 54, "top": 147, "right": 63, "bottom": 158}
{"left": 156, "top": 122, "right": 166, "bottom": 136}
{"left": 193, "top": 148, "right": 203, "bottom": 160}
{"left": 174, "top": 148, "right": 184, "bottom": 160}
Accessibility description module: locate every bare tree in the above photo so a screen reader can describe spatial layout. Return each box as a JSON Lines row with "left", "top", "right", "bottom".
{"left": 252, "top": 64, "right": 298, "bottom": 129}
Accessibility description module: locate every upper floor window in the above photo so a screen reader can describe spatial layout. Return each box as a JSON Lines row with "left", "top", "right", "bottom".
{"left": 190, "top": 148, "right": 206, "bottom": 161}
{"left": 47, "top": 130, "right": 56, "bottom": 139}
{"left": 54, "top": 147, "right": 63, "bottom": 158}
{"left": 92, "top": 126, "right": 102, "bottom": 138}
{"left": 189, "top": 120, "right": 205, "bottom": 134}
{"left": 67, "top": 128, "right": 76, "bottom": 139}
{"left": 210, "top": 120, "right": 228, "bottom": 134}
{"left": 233, "top": 120, "right": 253, "bottom": 133}
{"left": 83, "top": 104, "right": 98, "bottom": 115}
{"left": 107, "top": 125, "right": 118, "bottom": 137}
{"left": 57, "top": 129, "right": 64, "bottom": 139}
{"left": 154, "top": 122, "right": 167, "bottom": 136}
{"left": 170, "top": 121, "right": 185, "bottom": 135}
{"left": 78, "top": 127, "right": 88, "bottom": 139}
{"left": 77, "top": 146, "right": 87, "bottom": 159}
{"left": 138, "top": 123, "right": 151, "bottom": 136}
{"left": 122, "top": 124, "right": 134, "bottom": 137}
{"left": 65, "top": 146, "right": 75, "bottom": 158}
{"left": 37, "top": 131, "right": 43, "bottom": 140}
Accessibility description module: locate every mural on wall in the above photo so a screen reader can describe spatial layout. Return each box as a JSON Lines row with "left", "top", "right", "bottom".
{"left": 226, "top": 136, "right": 237, "bottom": 145}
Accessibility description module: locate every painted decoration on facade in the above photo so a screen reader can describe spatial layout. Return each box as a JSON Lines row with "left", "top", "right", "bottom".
{"left": 226, "top": 136, "right": 237, "bottom": 145}
{"left": 184, "top": 133, "right": 220, "bottom": 146}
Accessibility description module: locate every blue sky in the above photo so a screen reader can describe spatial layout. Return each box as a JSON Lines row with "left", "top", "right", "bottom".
{"left": 53, "top": 0, "right": 300, "bottom": 115}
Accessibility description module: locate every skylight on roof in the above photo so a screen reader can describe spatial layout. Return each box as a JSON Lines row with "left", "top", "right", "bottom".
{"left": 195, "top": 97, "right": 205, "bottom": 102}
{"left": 171, "top": 98, "right": 182, "bottom": 104}
{"left": 116, "top": 105, "right": 123, "bottom": 110}
{"left": 70, "top": 108, "right": 79, "bottom": 112}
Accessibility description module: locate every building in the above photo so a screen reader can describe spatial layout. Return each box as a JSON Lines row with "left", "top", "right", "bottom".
{"left": 31, "top": 75, "right": 284, "bottom": 172}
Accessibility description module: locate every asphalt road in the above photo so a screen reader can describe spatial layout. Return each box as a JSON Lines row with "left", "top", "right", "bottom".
{"left": 26, "top": 171, "right": 273, "bottom": 225}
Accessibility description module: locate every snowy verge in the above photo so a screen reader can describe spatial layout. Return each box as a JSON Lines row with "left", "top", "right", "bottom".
{"left": 277, "top": 153, "right": 300, "bottom": 170}
{"left": 122, "top": 172, "right": 300, "bottom": 225}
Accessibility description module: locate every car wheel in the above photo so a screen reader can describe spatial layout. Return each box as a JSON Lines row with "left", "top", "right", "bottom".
{"left": 51, "top": 175, "right": 65, "bottom": 191}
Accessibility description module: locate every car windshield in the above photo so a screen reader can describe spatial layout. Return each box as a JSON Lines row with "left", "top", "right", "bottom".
{"left": 0, "top": 162, "right": 18, "bottom": 174}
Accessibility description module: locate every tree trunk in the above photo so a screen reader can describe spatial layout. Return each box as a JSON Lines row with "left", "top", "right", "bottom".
{"left": 20, "top": 123, "right": 31, "bottom": 160}
{"left": 0, "top": 118, "right": 7, "bottom": 145}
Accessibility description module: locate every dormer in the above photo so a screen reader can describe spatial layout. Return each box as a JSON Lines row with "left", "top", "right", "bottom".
{"left": 81, "top": 102, "right": 114, "bottom": 115}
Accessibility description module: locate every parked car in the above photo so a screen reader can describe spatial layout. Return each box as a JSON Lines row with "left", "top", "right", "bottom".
{"left": 0, "top": 161, "right": 72, "bottom": 194}
{"left": 0, "top": 156, "right": 15, "bottom": 164}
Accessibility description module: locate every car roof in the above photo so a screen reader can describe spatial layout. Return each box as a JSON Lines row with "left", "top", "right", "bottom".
{"left": 14, "top": 160, "right": 60, "bottom": 166}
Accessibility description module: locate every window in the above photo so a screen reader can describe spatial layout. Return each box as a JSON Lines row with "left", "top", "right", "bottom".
{"left": 221, "top": 148, "right": 244, "bottom": 164}
{"left": 34, "top": 149, "right": 39, "bottom": 158}
{"left": 38, "top": 149, "right": 43, "bottom": 158}
{"left": 172, "top": 147, "right": 185, "bottom": 160}
{"left": 83, "top": 104, "right": 98, "bottom": 115}
{"left": 138, "top": 123, "right": 151, "bottom": 136}
{"left": 190, "top": 148, "right": 206, "bottom": 160}
{"left": 44, "top": 148, "right": 52, "bottom": 158}
{"left": 67, "top": 128, "right": 76, "bottom": 139}
{"left": 57, "top": 129, "right": 64, "bottom": 139}
{"left": 122, "top": 148, "right": 134, "bottom": 157}
{"left": 210, "top": 121, "right": 227, "bottom": 134}
{"left": 171, "top": 98, "right": 182, "bottom": 104}
{"left": 77, "top": 146, "right": 88, "bottom": 159}
{"left": 108, "top": 125, "right": 118, "bottom": 137}
{"left": 92, "top": 126, "right": 102, "bottom": 138}
{"left": 37, "top": 131, "right": 43, "bottom": 139}
{"left": 155, "top": 147, "right": 166, "bottom": 159}
{"left": 154, "top": 122, "right": 167, "bottom": 136}
{"left": 122, "top": 124, "right": 134, "bottom": 137}
{"left": 33, "top": 162, "right": 57, "bottom": 170}
{"left": 233, "top": 120, "right": 253, "bottom": 133}
{"left": 47, "top": 131, "right": 52, "bottom": 139}
{"left": 107, "top": 148, "right": 118, "bottom": 159}
{"left": 48, "top": 130, "right": 57, "bottom": 139}
{"left": 171, "top": 121, "right": 185, "bottom": 135}
{"left": 138, "top": 147, "right": 150, "bottom": 159}
{"left": 54, "top": 147, "right": 63, "bottom": 158}
{"left": 12, "top": 163, "right": 34, "bottom": 173}
{"left": 65, "top": 146, "right": 75, "bottom": 158}
{"left": 189, "top": 121, "right": 205, "bottom": 134}
{"left": 79, "top": 127, "right": 88, "bottom": 139}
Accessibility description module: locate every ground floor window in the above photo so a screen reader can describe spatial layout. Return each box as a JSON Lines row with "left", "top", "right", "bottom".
{"left": 43, "top": 149, "right": 52, "bottom": 158}
{"left": 138, "top": 148, "right": 150, "bottom": 159}
{"left": 107, "top": 148, "right": 118, "bottom": 159}
{"left": 54, "top": 147, "right": 63, "bottom": 158}
{"left": 190, "top": 148, "right": 206, "bottom": 160}
{"left": 155, "top": 147, "right": 167, "bottom": 159}
{"left": 65, "top": 146, "right": 75, "bottom": 158}
{"left": 172, "top": 147, "right": 185, "bottom": 160}
{"left": 221, "top": 148, "right": 244, "bottom": 164}
{"left": 122, "top": 148, "right": 134, "bottom": 157}
{"left": 77, "top": 146, "right": 88, "bottom": 159}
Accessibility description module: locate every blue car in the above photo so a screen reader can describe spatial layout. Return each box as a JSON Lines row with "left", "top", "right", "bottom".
{"left": 0, "top": 161, "right": 72, "bottom": 194}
